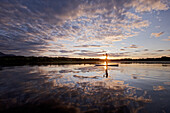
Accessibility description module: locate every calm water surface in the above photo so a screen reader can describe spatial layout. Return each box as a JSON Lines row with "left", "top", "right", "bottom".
{"left": 0, "top": 63, "right": 170, "bottom": 113}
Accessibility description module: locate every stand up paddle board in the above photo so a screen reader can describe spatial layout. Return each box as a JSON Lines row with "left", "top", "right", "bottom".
{"left": 95, "top": 64, "right": 119, "bottom": 67}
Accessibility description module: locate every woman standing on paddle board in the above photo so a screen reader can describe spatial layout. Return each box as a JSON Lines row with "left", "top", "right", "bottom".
{"left": 105, "top": 53, "right": 108, "bottom": 65}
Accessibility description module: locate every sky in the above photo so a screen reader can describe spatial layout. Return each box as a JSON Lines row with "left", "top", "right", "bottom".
{"left": 0, "top": 0, "right": 170, "bottom": 59}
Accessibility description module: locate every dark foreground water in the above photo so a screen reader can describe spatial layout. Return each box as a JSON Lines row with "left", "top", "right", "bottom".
{"left": 0, "top": 63, "right": 170, "bottom": 113}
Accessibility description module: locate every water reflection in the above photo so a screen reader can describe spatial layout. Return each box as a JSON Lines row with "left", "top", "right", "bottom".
{"left": 0, "top": 64, "right": 169, "bottom": 113}
{"left": 103, "top": 62, "right": 109, "bottom": 78}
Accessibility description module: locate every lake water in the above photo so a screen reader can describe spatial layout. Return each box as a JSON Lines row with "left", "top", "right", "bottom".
{"left": 0, "top": 63, "right": 170, "bottom": 113}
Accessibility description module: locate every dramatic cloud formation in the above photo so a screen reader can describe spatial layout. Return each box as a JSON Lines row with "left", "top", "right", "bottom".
{"left": 151, "top": 32, "right": 164, "bottom": 38}
{"left": 0, "top": 0, "right": 169, "bottom": 57}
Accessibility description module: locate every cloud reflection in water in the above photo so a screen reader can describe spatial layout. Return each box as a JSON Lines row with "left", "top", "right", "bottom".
{"left": 1, "top": 64, "right": 169, "bottom": 112}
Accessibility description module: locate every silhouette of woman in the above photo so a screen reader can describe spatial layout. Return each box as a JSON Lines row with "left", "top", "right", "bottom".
{"left": 105, "top": 53, "right": 108, "bottom": 65}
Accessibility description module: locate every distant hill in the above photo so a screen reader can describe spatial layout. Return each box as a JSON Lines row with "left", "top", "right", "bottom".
{"left": 0, "top": 52, "right": 15, "bottom": 57}
{"left": 0, "top": 52, "right": 5, "bottom": 56}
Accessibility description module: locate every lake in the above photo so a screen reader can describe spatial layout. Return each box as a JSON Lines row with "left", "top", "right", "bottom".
{"left": 0, "top": 62, "right": 170, "bottom": 113}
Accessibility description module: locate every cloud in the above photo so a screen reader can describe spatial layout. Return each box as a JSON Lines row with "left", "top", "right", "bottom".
{"left": 109, "top": 52, "right": 130, "bottom": 57}
{"left": 0, "top": 0, "right": 83, "bottom": 24}
{"left": 80, "top": 50, "right": 93, "bottom": 53}
{"left": 153, "top": 86, "right": 165, "bottom": 91}
{"left": 124, "top": 44, "right": 140, "bottom": 49}
{"left": 151, "top": 32, "right": 164, "bottom": 38}
{"left": 156, "top": 50, "right": 164, "bottom": 52}
{"left": 163, "top": 36, "right": 170, "bottom": 41}
{"left": 155, "top": 26, "right": 160, "bottom": 29}
{"left": 74, "top": 45, "right": 101, "bottom": 48}
{"left": 164, "top": 82, "right": 170, "bottom": 85}
{"left": 74, "top": 50, "right": 106, "bottom": 57}
{"left": 135, "top": 50, "right": 140, "bottom": 52}
{"left": 59, "top": 50, "right": 78, "bottom": 53}
{"left": 0, "top": 0, "right": 169, "bottom": 56}
{"left": 74, "top": 51, "right": 130, "bottom": 58}
{"left": 134, "top": 49, "right": 149, "bottom": 53}
{"left": 143, "top": 49, "right": 149, "bottom": 51}
{"left": 125, "top": 12, "right": 142, "bottom": 20}
{"left": 120, "top": 49, "right": 125, "bottom": 51}
{"left": 127, "top": 0, "right": 169, "bottom": 12}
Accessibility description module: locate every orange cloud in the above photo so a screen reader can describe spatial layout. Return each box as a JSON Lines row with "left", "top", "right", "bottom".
{"left": 163, "top": 36, "right": 170, "bottom": 41}
{"left": 151, "top": 32, "right": 164, "bottom": 38}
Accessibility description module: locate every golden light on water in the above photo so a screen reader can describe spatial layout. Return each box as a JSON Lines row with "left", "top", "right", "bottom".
{"left": 104, "top": 65, "right": 107, "bottom": 70}
{"left": 100, "top": 56, "right": 111, "bottom": 59}
{"left": 100, "top": 56, "right": 106, "bottom": 59}
{"left": 104, "top": 62, "right": 108, "bottom": 70}
{"left": 104, "top": 62, "right": 107, "bottom": 65}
